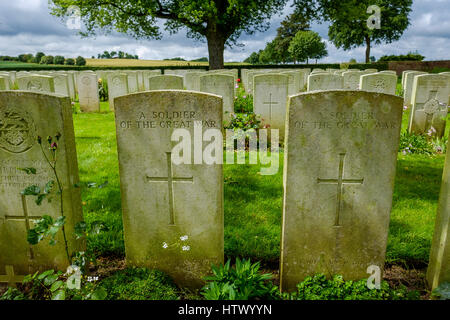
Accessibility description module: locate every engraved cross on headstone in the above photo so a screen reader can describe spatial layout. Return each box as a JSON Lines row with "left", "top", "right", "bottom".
{"left": 0, "top": 266, "right": 24, "bottom": 288}
{"left": 146, "top": 152, "right": 194, "bottom": 226}
{"left": 5, "top": 195, "right": 42, "bottom": 259}
{"left": 421, "top": 91, "right": 440, "bottom": 131}
{"left": 263, "top": 93, "right": 279, "bottom": 123}
{"left": 317, "top": 153, "right": 364, "bottom": 227}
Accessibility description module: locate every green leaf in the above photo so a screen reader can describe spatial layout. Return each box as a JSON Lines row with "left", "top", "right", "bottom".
{"left": 44, "top": 180, "right": 55, "bottom": 194}
{"left": 37, "top": 270, "right": 54, "bottom": 280}
{"left": 433, "top": 282, "right": 450, "bottom": 300}
{"left": 35, "top": 194, "right": 46, "bottom": 206}
{"left": 50, "top": 280, "right": 64, "bottom": 292}
{"left": 18, "top": 167, "right": 37, "bottom": 175}
{"left": 44, "top": 274, "right": 59, "bottom": 286}
{"left": 90, "top": 287, "right": 108, "bottom": 300}
{"left": 27, "top": 229, "right": 40, "bottom": 245}
{"left": 21, "top": 185, "right": 41, "bottom": 196}
{"left": 52, "top": 289, "right": 66, "bottom": 300}
{"left": 54, "top": 216, "right": 66, "bottom": 227}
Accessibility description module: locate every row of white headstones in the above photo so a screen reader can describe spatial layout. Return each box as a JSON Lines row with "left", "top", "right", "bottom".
{"left": 1, "top": 67, "right": 448, "bottom": 138}
{"left": 0, "top": 80, "right": 448, "bottom": 292}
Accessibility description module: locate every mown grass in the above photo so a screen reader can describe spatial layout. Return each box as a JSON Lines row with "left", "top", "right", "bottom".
{"left": 73, "top": 102, "right": 448, "bottom": 267}
{"left": 0, "top": 61, "right": 40, "bottom": 68}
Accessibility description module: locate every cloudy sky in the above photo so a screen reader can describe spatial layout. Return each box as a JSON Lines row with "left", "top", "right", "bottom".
{"left": 0, "top": 0, "right": 449, "bottom": 63}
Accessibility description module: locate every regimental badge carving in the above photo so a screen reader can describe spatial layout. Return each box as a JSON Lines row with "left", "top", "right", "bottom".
{"left": 373, "top": 79, "right": 387, "bottom": 92}
{"left": 27, "top": 80, "right": 43, "bottom": 92}
{"left": 0, "top": 107, "right": 37, "bottom": 153}
{"left": 82, "top": 76, "right": 91, "bottom": 86}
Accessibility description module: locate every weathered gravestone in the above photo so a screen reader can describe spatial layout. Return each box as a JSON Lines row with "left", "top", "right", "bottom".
{"left": 185, "top": 72, "right": 205, "bottom": 91}
{"left": 280, "top": 90, "right": 403, "bottom": 292}
{"left": 404, "top": 71, "right": 428, "bottom": 107}
{"left": 245, "top": 71, "right": 264, "bottom": 93}
{"left": 126, "top": 72, "right": 139, "bottom": 94}
{"left": 253, "top": 74, "right": 289, "bottom": 140}
{"left": 143, "top": 70, "right": 162, "bottom": 90}
{"left": 427, "top": 138, "right": 450, "bottom": 290}
{"left": 0, "top": 76, "right": 10, "bottom": 91}
{"left": 149, "top": 75, "right": 184, "bottom": 90}
{"left": 78, "top": 73, "right": 100, "bottom": 113}
{"left": 107, "top": 73, "right": 129, "bottom": 111}
{"left": 1, "top": 72, "right": 15, "bottom": 88}
{"left": 402, "top": 70, "right": 416, "bottom": 88}
{"left": 200, "top": 74, "right": 234, "bottom": 124}
{"left": 308, "top": 73, "right": 343, "bottom": 91}
{"left": 50, "top": 74, "right": 70, "bottom": 97}
{"left": 297, "top": 69, "right": 310, "bottom": 91}
{"left": 360, "top": 73, "right": 398, "bottom": 95}
{"left": 114, "top": 91, "right": 224, "bottom": 288}
{"left": 408, "top": 74, "right": 450, "bottom": 138}
{"left": 0, "top": 91, "right": 84, "bottom": 283}
{"left": 65, "top": 72, "right": 76, "bottom": 100}
{"left": 281, "top": 71, "right": 303, "bottom": 96}
{"left": 343, "top": 71, "right": 364, "bottom": 90}
{"left": 17, "top": 75, "right": 55, "bottom": 94}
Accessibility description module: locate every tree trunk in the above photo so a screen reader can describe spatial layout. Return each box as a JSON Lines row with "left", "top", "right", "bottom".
{"left": 365, "top": 35, "right": 371, "bottom": 63}
{"left": 206, "top": 31, "right": 225, "bottom": 70}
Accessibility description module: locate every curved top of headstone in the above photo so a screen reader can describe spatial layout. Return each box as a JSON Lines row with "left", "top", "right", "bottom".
{"left": 0, "top": 90, "right": 69, "bottom": 100}
{"left": 114, "top": 90, "right": 223, "bottom": 109}
{"left": 289, "top": 89, "right": 403, "bottom": 105}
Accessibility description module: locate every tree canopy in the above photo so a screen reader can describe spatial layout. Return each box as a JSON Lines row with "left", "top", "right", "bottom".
{"left": 288, "top": 30, "right": 328, "bottom": 64}
{"left": 49, "top": 0, "right": 288, "bottom": 69}
{"left": 244, "top": 10, "right": 311, "bottom": 64}
{"left": 293, "top": 0, "right": 413, "bottom": 62}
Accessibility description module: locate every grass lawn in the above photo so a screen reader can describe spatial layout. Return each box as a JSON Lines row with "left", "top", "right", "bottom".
{"left": 86, "top": 58, "right": 249, "bottom": 68}
{"left": 0, "top": 61, "right": 41, "bottom": 69}
{"left": 73, "top": 101, "right": 448, "bottom": 270}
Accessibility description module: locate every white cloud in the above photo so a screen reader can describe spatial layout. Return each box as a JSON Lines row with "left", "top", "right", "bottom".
{"left": 0, "top": 0, "right": 449, "bottom": 63}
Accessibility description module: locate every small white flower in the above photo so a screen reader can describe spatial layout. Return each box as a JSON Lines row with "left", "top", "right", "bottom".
{"left": 180, "top": 235, "right": 189, "bottom": 241}
{"left": 182, "top": 246, "right": 191, "bottom": 251}
{"left": 162, "top": 242, "right": 168, "bottom": 249}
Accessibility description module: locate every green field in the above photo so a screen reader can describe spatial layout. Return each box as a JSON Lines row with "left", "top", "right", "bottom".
{"left": 73, "top": 103, "right": 448, "bottom": 269}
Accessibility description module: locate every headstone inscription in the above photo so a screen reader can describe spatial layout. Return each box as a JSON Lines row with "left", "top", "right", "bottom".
{"left": 0, "top": 91, "right": 84, "bottom": 281}
{"left": 360, "top": 73, "right": 398, "bottom": 95}
{"left": 114, "top": 91, "right": 224, "bottom": 288}
{"left": 253, "top": 74, "right": 289, "bottom": 140}
{"left": 280, "top": 90, "right": 403, "bottom": 292}
{"left": 408, "top": 74, "right": 450, "bottom": 138}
